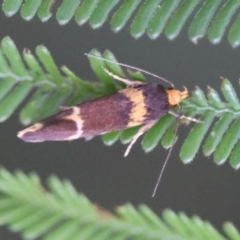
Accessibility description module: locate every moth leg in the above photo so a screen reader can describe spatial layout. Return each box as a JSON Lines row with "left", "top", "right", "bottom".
{"left": 102, "top": 67, "right": 144, "bottom": 87}
{"left": 168, "top": 110, "right": 203, "bottom": 123}
{"left": 124, "top": 120, "right": 157, "bottom": 157}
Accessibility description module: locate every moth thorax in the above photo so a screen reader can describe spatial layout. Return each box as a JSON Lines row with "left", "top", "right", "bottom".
{"left": 166, "top": 87, "right": 188, "bottom": 106}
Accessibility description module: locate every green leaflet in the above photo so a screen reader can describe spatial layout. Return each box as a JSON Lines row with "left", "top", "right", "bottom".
{"left": 3, "top": 0, "right": 240, "bottom": 46}
{"left": 0, "top": 168, "right": 237, "bottom": 239}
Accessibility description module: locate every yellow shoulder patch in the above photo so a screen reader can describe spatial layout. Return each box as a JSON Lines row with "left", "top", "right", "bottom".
{"left": 120, "top": 88, "right": 147, "bottom": 127}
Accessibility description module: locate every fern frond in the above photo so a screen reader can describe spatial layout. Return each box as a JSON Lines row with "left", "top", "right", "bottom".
{"left": 0, "top": 167, "right": 238, "bottom": 240}
{"left": 1, "top": 36, "right": 240, "bottom": 168}
{"left": 2, "top": 0, "right": 240, "bottom": 47}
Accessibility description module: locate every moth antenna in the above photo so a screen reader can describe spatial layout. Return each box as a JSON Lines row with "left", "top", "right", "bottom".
{"left": 152, "top": 106, "right": 182, "bottom": 197}
{"left": 85, "top": 53, "right": 175, "bottom": 88}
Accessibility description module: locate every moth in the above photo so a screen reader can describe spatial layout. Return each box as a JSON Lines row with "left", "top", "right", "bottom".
{"left": 18, "top": 54, "right": 200, "bottom": 196}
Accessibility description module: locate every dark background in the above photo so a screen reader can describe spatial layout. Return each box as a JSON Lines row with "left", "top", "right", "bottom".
{"left": 1, "top": 6, "right": 240, "bottom": 240}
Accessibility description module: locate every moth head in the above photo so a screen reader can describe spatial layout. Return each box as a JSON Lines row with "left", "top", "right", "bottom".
{"left": 166, "top": 86, "right": 188, "bottom": 106}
